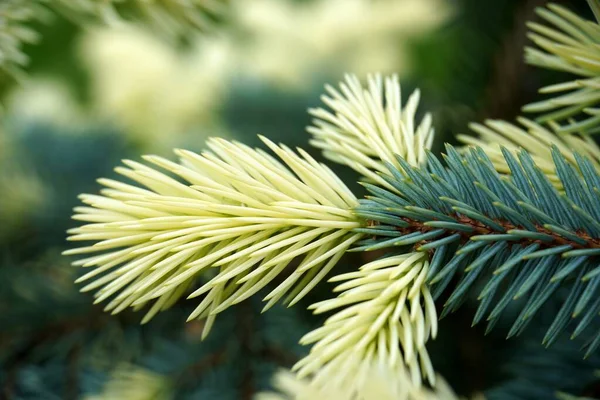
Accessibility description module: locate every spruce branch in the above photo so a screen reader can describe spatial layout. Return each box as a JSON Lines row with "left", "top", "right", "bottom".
{"left": 63, "top": 73, "right": 442, "bottom": 394}
{"left": 523, "top": 1, "right": 600, "bottom": 133}
{"left": 293, "top": 252, "right": 437, "bottom": 388}
{"left": 307, "top": 73, "right": 434, "bottom": 193}
{"left": 358, "top": 144, "right": 600, "bottom": 355}
{"left": 457, "top": 117, "right": 600, "bottom": 189}
{"left": 63, "top": 136, "right": 362, "bottom": 337}
{"left": 298, "top": 74, "right": 441, "bottom": 392}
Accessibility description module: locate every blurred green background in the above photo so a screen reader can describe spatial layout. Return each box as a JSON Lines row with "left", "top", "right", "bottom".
{"left": 0, "top": 0, "right": 596, "bottom": 399}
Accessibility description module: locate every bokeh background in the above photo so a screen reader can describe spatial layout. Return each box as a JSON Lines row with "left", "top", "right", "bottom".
{"left": 0, "top": 0, "right": 595, "bottom": 399}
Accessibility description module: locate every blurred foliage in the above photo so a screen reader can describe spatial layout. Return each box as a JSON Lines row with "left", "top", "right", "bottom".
{"left": 0, "top": 1, "right": 50, "bottom": 88}
{"left": 0, "top": 0, "right": 229, "bottom": 92}
{"left": 485, "top": 326, "right": 600, "bottom": 399}
{"left": 408, "top": 0, "right": 595, "bottom": 150}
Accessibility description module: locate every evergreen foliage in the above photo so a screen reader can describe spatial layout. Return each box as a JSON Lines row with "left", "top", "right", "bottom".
{"left": 0, "top": 125, "right": 314, "bottom": 399}
{"left": 457, "top": 117, "right": 600, "bottom": 189}
{"left": 357, "top": 144, "right": 600, "bottom": 356}
{"left": 307, "top": 73, "right": 434, "bottom": 192}
{"left": 294, "top": 252, "right": 437, "bottom": 388}
{"left": 5, "top": 0, "right": 600, "bottom": 398}
{"left": 292, "top": 74, "right": 441, "bottom": 393}
{"left": 60, "top": 0, "right": 600, "bottom": 389}
{"left": 64, "top": 136, "right": 362, "bottom": 337}
{"left": 523, "top": 1, "right": 600, "bottom": 133}
{"left": 0, "top": 0, "right": 228, "bottom": 82}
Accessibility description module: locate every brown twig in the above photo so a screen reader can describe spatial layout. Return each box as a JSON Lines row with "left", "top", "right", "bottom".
{"left": 394, "top": 215, "right": 600, "bottom": 251}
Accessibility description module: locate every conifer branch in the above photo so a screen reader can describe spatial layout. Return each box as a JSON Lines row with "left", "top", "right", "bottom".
{"left": 358, "top": 144, "right": 600, "bottom": 355}
{"left": 523, "top": 2, "right": 600, "bottom": 133}
{"left": 457, "top": 117, "right": 600, "bottom": 189}
{"left": 64, "top": 73, "right": 442, "bottom": 393}
{"left": 298, "top": 74, "right": 440, "bottom": 391}
{"left": 308, "top": 73, "right": 434, "bottom": 193}
{"left": 64, "top": 136, "right": 362, "bottom": 337}
{"left": 294, "top": 252, "right": 437, "bottom": 389}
